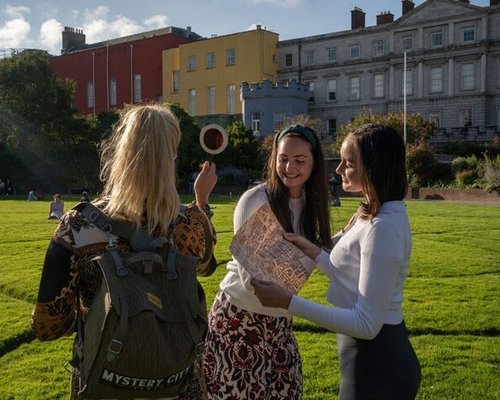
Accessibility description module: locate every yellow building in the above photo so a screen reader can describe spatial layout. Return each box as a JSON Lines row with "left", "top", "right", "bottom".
{"left": 162, "top": 26, "right": 278, "bottom": 120}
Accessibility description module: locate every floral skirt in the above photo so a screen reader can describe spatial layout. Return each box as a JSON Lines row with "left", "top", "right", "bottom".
{"left": 202, "top": 290, "right": 302, "bottom": 399}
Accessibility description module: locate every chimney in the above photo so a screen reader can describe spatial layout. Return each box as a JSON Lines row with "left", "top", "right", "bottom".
{"left": 491, "top": 0, "right": 500, "bottom": 5}
{"left": 402, "top": 0, "right": 415, "bottom": 15}
{"left": 61, "top": 26, "right": 85, "bottom": 54}
{"left": 377, "top": 11, "right": 395, "bottom": 25}
{"left": 351, "top": 7, "right": 365, "bottom": 30}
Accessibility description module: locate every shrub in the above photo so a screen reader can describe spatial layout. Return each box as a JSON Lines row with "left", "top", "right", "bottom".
{"left": 481, "top": 153, "right": 500, "bottom": 191}
{"left": 455, "top": 169, "right": 479, "bottom": 188}
{"left": 451, "top": 155, "right": 479, "bottom": 175}
{"left": 407, "top": 142, "right": 438, "bottom": 187}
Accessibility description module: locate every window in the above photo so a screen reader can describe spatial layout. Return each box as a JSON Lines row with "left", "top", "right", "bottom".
{"left": 327, "top": 119, "right": 337, "bottom": 135}
{"left": 431, "top": 31, "right": 443, "bottom": 48}
{"left": 350, "top": 45, "right": 360, "bottom": 59}
{"left": 374, "top": 40, "right": 384, "bottom": 56}
{"left": 87, "top": 81, "right": 94, "bottom": 108}
{"left": 308, "top": 82, "right": 315, "bottom": 103}
{"left": 172, "top": 71, "right": 180, "bottom": 93}
{"left": 305, "top": 50, "right": 315, "bottom": 65}
{"left": 328, "top": 47, "right": 337, "bottom": 62}
{"left": 133, "top": 74, "right": 142, "bottom": 103}
{"left": 226, "top": 49, "right": 235, "bottom": 65}
{"left": 208, "top": 86, "right": 215, "bottom": 114}
{"left": 402, "top": 36, "right": 414, "bottom": 52}
{"left": 285, "top": 53, "right": 293, "bottom": 67}
{"left": 109, "top": 78, "right": 117, "bottom": 106}
{"left": 187, "top": 55, "right": 196, "bottom": 71}
{"left": 429, "top": 112, "right": 441, "bottom": 128}
{"left": 430, "top": 66, "right": 443, "bottom": 93}
{"left": 373, "top": 73, "right": 384, "bottom": 98}
{"left": 227, "top": 84, "right": 236, "bottom": 114}
{"left": 349, "top": 76, "right": 360, "bottom": 100}
{"left": 462, "top": 63, "right": 475, "bottom": 90}
{"left": 274, "top": 112, "right": 285, "bottom": 132}
{"left": 327, "top": 79, "right": 337, "bottom": 101}
{"left": 251, "top": 112, "right": 261, "bottom": 136}
{"left": 459, "top": 109, "right": 472, "bottom": 127}
{"left": 462, "top": 26, "right": 475, "bottom": 43}
{"left": 188, "top": 89, "right": 196, "bottom": 115}
{"left": 206, "top": 52, "right": 215, "bottom": 68}
{"left": 430, "top": 67, "right": 442, "bottom": 93}
{"left": 404, "top": 69, "right": 413, "bottom": 96}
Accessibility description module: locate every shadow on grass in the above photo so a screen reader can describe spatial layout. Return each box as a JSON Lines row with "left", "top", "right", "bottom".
{"left": 0, "top": 329, "right": 36, "bottom": 357}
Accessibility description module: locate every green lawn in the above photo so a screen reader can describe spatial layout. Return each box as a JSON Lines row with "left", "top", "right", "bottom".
{"left": 0, "top": 196, "right": 499, "bottom": 399}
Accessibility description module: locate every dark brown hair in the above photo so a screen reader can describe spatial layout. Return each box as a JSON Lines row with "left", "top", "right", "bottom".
{"left": 348, "top": 124, "right": 408, "bottom": 218}
{"left": 264, "top": 125, "right": 333, "bottom": 250}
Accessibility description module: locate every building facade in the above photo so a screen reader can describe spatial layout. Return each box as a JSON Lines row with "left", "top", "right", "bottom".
{"left": 275, "top": 0, "right": 500, "bottom": 146}
{"left": 241, "top": 80, "right": 309, "bottom": 138}
{"left": 162, "top": 26, "right": 278, "bottom": 126}
{"left": 50, "top": 26, "right": 200, "bottom": 115}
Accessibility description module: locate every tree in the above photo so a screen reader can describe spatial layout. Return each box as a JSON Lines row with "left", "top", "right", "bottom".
{"left": 0, "top": 49, "right": 91, "bottom": 147}
{"left": 329, "top": 111, "right": 435, "bottom": 153}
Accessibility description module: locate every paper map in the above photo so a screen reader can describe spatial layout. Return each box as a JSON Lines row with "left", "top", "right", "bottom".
{"left": 229, "top": 203, "right": 315, "bottom": 293}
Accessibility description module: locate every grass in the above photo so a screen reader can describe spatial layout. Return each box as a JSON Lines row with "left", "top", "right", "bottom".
{"left": 0, "top": 195, "right": 499, "bottom": 399}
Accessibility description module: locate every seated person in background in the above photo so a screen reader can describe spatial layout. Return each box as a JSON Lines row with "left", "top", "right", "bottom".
{"left": 48, "top": 194, "right": 64, "bottom": 219}
{"left": 80, "top": 191, "right": 90, "bottom": 202}
{"left": 27, "top": 190, "right": 38, "bottom": 201}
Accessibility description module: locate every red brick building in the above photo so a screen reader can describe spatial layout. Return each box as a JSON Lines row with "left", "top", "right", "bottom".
{"left": 50, "top": 26, "right": 201, "bottom": 115}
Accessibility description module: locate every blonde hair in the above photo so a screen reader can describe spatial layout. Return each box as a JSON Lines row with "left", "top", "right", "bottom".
{"left": 99, "top": 104, "right": 180, "bottom": 235}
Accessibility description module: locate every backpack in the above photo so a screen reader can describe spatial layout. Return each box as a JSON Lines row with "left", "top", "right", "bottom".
{"left": 70, "top": 202, "right": 208, "bottom": 399}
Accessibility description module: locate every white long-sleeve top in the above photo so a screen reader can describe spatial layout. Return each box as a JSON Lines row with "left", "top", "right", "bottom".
{"left": 289, "top": 201, "right": 411, "bottom": 340}
{"left": 220, "top": 183, "right": 310, "bottom": 317}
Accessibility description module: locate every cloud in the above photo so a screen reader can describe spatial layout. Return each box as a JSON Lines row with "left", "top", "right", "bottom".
{"left": 143, "top": 15, "right": 169, "bottom": 29}
{"left": 244, "top": 0, "right": 302, "bottom": 7}
{"left": 4, "top": 5, "right": 30, "bottom": 18}
{"left": 0, "top": 18, "right": 30, "bottom": 48}
{"left": 40, "top": 19, "right": 63, "bottom": 53}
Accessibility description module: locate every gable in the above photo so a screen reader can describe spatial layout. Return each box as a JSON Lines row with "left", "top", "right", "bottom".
{"left": 394, "top": 0, "right": 483, "bottom": 27}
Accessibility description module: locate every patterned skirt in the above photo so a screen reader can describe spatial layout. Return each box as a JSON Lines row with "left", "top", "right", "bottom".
{"left": 202, "top": 290, "right": 302, "bottom": 399}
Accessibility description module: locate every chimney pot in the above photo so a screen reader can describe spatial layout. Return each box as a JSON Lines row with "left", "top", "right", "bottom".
{"left": 351, "top": 7, "right": 366, "bottom": 30}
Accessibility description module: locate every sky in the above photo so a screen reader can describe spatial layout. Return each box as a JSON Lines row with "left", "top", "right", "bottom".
{"left": 0, "top": 0, "right": 493, "bottom": 56}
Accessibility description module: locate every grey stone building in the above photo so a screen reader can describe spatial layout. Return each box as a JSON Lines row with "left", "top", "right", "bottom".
{"left": 275, "top": 0, "right": 500, "bottom": 147}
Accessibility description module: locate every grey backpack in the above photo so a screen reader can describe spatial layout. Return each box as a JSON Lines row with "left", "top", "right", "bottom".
{"left": 71, "top": 202, "right": 208, "bottom": 399}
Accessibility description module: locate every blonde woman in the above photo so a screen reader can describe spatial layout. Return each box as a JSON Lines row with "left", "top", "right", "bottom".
{"left": 48, "top": 194, "right": 64, "bottom": 219}
{"left": 32, "top": 104, "right": 218, "bottom": 399}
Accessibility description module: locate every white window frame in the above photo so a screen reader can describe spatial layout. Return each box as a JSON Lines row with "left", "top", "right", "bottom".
{"left": 226, "top": 49, "right": 235, "bottom": 65}
{"left": 227, "top": 84, "right": 236, "bottom": 114}
{"left": 187, "top": 55, "right": 196, "bottom": 71}
{"left": 459, "top": 108, "right": 472, "bottom": 127}
{"left": 374, "top": 40, "right": 384, "bottom": 56}
{"left": 208, "top": 86, "right": 215, "bottom": 114}
{"left": 350, "top": 45, "right": 360, "bottom": 59}
{"left": 305, "top": 50, "right": 315, "bottom": 65}
{"left": 402, "top": 36, "right": 414, "bottom": 52}
{"left": 133, "top": 74, "right": 141, "bottom": 103}
{"left": 462, "top": 26, "right": 475, "bottom": 43}
{"left": 328, "top": 47, "right": 337, "bottom": 62}
{"left": 405, "top": 69, "right": 414, "bottom": 96}
{"left": 431, "top": 31, "right": 443, "bottom": 48}
{"left": 188, "top": 89, "right": 196, "bottom": 115}
{"left": 327, "top": 119, "right": 337, "bottom": 135}
{"left": 274, "top": 111, "right": 285, "bottom": 132}
{"left": 109, "top": 78, "right": 117, "bottom": 106}
{"left": 327, "top": 79, "right": 337, "bottom": 102}
{"left": 461, "top": 62, "right": 475, "bottom": 91}
{"left": 206, "top": 52, "right": 215, "bottom": 68}
{"left": 251, "top": 112, "right": 261, "bottom": 136}
{"left": 373, "top": 73, "right": 384, "bottom": 98}
{"left": 87, "top": 81, "right": 94, "bottom": 108}
{"left": 430, "top": 66, "right": 443, "bottom": 93}
{"left": 308, "top": 81, "right": 315, "bottom": 102}
{"left": 285, "top": 53, "right": 293, "bottom": 67}
{"left": 429, "top": 111, "right": 441, "bottom": 128}
{"left": 172, "top": 71, "right": 180, "bottom": 93}
{"left": 349, "top": 76, "right": 360, "bottom": 100}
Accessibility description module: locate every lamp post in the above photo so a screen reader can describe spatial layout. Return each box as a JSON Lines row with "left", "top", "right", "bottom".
{"left": 403, "top": 51, "right": 407, "bottom": 144}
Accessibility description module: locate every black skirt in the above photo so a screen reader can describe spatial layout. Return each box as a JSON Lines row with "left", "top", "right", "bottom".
{"left": 337, "top": 321, "right": 421, "bottom": 400}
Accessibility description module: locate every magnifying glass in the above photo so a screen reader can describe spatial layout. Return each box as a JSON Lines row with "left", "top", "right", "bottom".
{"left": 199, "top": 124, "right": 228, "bottom": 155}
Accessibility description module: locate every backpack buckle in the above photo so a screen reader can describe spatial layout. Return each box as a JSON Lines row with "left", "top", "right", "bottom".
{"left": 106, "top": 339, "right": 123, "bottom": 362}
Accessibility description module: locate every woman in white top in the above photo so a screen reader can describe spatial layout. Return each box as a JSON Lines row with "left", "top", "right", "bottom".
{"left": 253, "top": 124, "right": 421, "bottom": 400}
{"left": 48, "top": 193, "right": 64, "bottom": 219}
{"left": 203, "top": 124, "right": 333, "bottom": 399}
